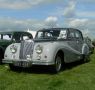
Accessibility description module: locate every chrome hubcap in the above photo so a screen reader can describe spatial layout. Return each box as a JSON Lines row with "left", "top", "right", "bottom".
{"left": 55, "top": 56, "right": 61, "bottom": 72}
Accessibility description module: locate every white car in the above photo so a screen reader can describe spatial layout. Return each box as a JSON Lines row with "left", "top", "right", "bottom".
{"left": 3, "top": 28, "right": 90, "bottom": 73}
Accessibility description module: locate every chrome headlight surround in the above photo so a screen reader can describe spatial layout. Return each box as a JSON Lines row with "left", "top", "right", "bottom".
{"left": 10, "top": 45, "right": 17, "bottom": 53}
{"left": 35, "top": 45, "right": 43, "bottom": 54}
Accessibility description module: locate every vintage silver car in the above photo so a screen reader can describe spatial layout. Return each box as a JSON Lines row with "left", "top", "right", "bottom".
{"left": 3, "top": 28, "right": 90, "bottom": 73}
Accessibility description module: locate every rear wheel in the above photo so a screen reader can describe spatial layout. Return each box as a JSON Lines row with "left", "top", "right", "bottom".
{"left": 82, "top": 54, "right": 90, "bottom": 63}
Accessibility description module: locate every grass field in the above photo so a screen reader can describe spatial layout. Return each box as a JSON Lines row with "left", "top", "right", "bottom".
{"left": 0, "top": 52, "right": 95, "bottom": 90}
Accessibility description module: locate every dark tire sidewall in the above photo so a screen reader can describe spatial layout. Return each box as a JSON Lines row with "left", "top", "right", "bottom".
{"left": 0, "top": 51, "right": 3, "bottom": 64}
{"left": 52, "top": 54, "right": 62, "bottom": 73}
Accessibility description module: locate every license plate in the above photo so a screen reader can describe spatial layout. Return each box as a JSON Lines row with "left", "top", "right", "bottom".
{"left": 13, "top": 61, "right": 31, "bottom": 67}
{"left": 22, "top": 62, "right": 30, "bottom": 67}
{"left": 14, "top": 62, "right": 21, "bottom": 66}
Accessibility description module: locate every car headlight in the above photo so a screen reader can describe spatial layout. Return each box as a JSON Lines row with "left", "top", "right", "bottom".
{"left": 35, "top": 45, "right": 43, "bottom": 54}
{"left": 10, "top": 45, "right": 17, "bottom": 53}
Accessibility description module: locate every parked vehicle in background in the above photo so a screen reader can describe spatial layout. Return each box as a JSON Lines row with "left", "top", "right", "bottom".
{"left": 3, "top": 28, "right": 90, "bottom": 73}
{"left": 84, "top": 37, "right": 94, "bottom": 54}
{"left": 0, "top": 31, "right": 34, "bottom": 64}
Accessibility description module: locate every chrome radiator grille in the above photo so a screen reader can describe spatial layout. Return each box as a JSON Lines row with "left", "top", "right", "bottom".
{"left": 19, "top": 40, "right": 34, "bottom": 59}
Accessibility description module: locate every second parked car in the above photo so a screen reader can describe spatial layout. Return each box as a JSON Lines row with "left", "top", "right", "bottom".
{"left": 0, "top": 31, "right": 34, "bottom": 64}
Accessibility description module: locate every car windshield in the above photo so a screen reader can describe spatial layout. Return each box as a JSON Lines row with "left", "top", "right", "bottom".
{"left": 35, "top": 29, "right": 67, "bottom": 40}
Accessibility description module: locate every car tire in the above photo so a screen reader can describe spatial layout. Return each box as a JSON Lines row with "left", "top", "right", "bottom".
{"left": 52, "top": 54, "right": 62, "bottom": 73}
{"left": 0, "top": 52, "right": 3, "bottom": 64}
{"left": 82, "top": 54, "right": 90, "bottom": 63}
{"left": 9, "top": 64, "right": 18, "bottom": 71}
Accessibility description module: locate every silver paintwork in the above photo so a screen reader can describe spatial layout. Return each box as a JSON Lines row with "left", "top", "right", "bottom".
{"left": 3, "top": 28, "right": 90, "bottom": 67}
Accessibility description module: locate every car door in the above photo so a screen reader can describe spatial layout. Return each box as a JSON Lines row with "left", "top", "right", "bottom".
{"left": 65, "top": 29, "right": 81, "bottom": 62}
{"left": 74, "top": 30, "right": 84, "bottom": 53}
{"left": 67, "top": 29, "right": 78, "bottom": 51}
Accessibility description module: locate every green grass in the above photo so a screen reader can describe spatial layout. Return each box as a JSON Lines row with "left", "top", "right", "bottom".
{"left": 0, "top": 52, "right": 95, "bottom": 90}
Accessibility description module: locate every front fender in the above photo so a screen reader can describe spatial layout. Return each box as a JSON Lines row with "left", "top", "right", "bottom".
{"left": 4, "top": 43, "right": 21, "bottom": 60}
{"left": 32, "top": 42, "right": 55, "bottom": 62}
{"left": 32, "top": 42, "right": 68, "bottom": 62}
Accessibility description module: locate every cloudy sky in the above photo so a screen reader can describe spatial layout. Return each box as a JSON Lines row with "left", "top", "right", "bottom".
{"left": 0, "top": 0, "right": 95, "bottom": 39}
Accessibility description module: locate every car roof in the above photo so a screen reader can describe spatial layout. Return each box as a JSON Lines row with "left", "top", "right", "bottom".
{"left": 0, "top": 31, "right": 32, "bottom": 34}
{"left": 37, "top": 28, "right": 80, "bottom": 32}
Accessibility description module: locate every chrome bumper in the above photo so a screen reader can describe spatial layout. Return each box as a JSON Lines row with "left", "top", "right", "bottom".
{"left": 2, "top": 59, "right": 54, "bottom": 67}
{"left": 2, "top": 59, "right": 32, "bottom": 67}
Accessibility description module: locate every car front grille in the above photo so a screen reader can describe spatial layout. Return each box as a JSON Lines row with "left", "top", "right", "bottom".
{"left": 19, "top": 40, "right": 34, "bottom": 59}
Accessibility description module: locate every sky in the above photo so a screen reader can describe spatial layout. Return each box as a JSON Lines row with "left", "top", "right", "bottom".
{"left": 0, "top": 0, "right": 95, "bottom": 39}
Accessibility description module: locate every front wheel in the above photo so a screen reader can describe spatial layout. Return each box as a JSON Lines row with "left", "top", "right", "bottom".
{"left": 9, "top": 64, "right": 20, "bottom": 71}
{"left": 52, "top": 54, "right": 62, "bottom": 73}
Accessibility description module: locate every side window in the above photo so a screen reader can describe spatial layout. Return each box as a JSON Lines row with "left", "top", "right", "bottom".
{"left": 68, "top": 30, "right": 75, "bottom": 39}
{"left": 3, "top": 34, "right": 12, "bottom": 40}
{"left": 70, "top": 32, "right": 75, "bottom": 38}
{"left": 75, "top": 31, "right": 83, "bottom": 40}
